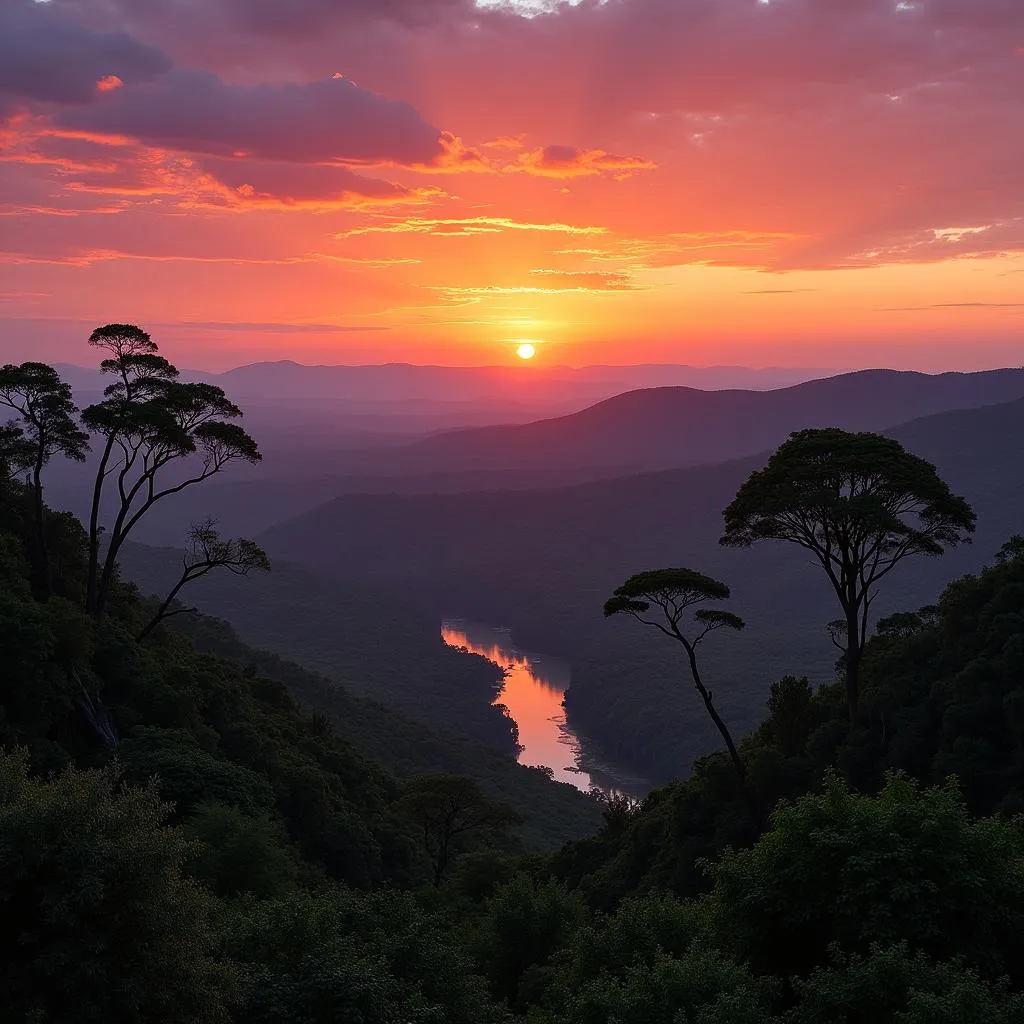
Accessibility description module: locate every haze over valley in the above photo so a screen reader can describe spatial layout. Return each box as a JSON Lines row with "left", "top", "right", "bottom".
{"left": 47, "top": 360, "right": 1024, "bottom": 791}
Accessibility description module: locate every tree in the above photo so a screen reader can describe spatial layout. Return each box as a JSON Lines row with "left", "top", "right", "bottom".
{"left": 473, "top": 873, "right": 588, "bottom": 1010}
{"left": 0, "top": 423, "right": 34, "bottom": 479}
{"left": 721, "top": 429, "right": 975, "bottom": 724}
{"left": 0, "top": 749, "right": 235, "bottom": 1022}
{"left": 81, "top": 324, "right": 261, "bottom": 618}
{"left": 0, "top": 362, "right": 89, "bottom": 594}
{"left": 395, "top": 774, "right": 521, "bottom": 886}
{"left": 790, "top": 945, "right": 1024, "bottom": 1024}
{"left": 138, "top": 519, "right": 270, "bottom": 640}
{"left": 603, "top": 568, "right": 762, "bottom": 828}
{"left": 223, "top": 887, "right": 510, "bottom": 1024}
{"left": 183, "top": 801, "right": 298, "bottom": 900}
{"left": 81, "top": 324, "right": 176, "bottom": 614}
{"left": 708, "top": 773, "right": 1024, "bottom": 986}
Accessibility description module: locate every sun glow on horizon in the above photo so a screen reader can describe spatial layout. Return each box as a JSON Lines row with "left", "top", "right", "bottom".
{"left": 516, "top": 342, "right": 537, "bottom": 360}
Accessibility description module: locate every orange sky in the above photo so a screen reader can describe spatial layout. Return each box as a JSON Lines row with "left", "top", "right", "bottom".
{"left": 2, "top": 0, "right": 1023, "bottom": 370}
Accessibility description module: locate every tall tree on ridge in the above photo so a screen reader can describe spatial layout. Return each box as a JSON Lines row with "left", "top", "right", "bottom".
{"left": 604, "top": 568, "right": 763, "bottom": 830}
{"left": 0, "top": 362, "right": 89, "bottom": 595}
{"left": 83, "top": 324, "right": 176, "bottom": 615}
{"left": 721, "top": 428, "right": 975, "bottom": 724}
{"left": 81, "top": 324, "right": 261, "bottom": 619}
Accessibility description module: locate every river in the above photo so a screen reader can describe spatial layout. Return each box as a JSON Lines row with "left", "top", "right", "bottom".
{"left": 441, "top": 619, "right": 649, "bottom": 799}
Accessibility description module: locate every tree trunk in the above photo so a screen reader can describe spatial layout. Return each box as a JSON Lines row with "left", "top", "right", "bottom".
{"left": 845, "top": 605, "right": 862, "bottom": 726}
{"left": 94, "top": 536, "right": 123, "bottom": 620}
{"left": 86, "top": 434, "right": 117, "bottom": 615}
{"left": 94, "top": 478, "right": 141, "bottom": 619}
{"left": 31, "top": 447, "right": 50, "bottom": 598}
{"left": 137, "top": 575, "right": 190, "bottom": 641}
{"left": 686, "top": 647, "right": 765, "bottom": 831}
{"left": 433, "top": 834, "right": 450, "bottom": 887}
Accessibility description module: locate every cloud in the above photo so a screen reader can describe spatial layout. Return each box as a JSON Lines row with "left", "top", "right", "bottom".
{"left": 67, "top": 0, "right": 476, "bottom": 41}
{"left": 528, "top": 269, "right": 636, "bottom": 289}
{"left": 879, "top": 302, "right": 1024, "bottom": 312}
{"left": 339, "top": 216, "right": 607, "bottom": 237}
{"left": 483, "top": 135, "right": 526, "bottom": 150}
{"left": 195, "top": 156, "right": 435, "bottom": 210}
{"left": 136, "top": 0, "right": 1017, "bottom": 269}
{"left": 0, "top": 1, "right": 170, "bottom": 109}
{"left": 167, "top": 321, "right": 388, "bottom": 333}
{"left": 512, "top": 145, "right": 656, "bottom": 178}
{"left": 2, "top": 119, "right": 435, "bottom": 214}
{"left": 8, "top": 0, "right": 1024, "bottom": 278}
{"left": 60, "top": 70, "right": 445, "bottom": 166}
{"left": 433, "top": 268, "right": 637, "bottom": 296}
{"left": 743, "top": 288, "right": 820, "bottom": 295}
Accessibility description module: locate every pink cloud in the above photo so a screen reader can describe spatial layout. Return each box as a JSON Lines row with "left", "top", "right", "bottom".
{"left": 512, "top": 145, "right": 656, "bottom": 178}
{"left": 196, "top": 156, "right": 436, "bottom": 209}
{"left": 4, "top": 0, "right": 1024, "bottom": 321}
{"left": 60, "top": 70, "right": 445, "bottom": 167}
{"left": 0, "top": 1, "right": 170, "bottom": 109}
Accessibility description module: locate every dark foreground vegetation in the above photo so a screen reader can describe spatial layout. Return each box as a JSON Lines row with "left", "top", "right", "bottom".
{"left": 5, "top": 333, "right": 1024, "bottom": 1022}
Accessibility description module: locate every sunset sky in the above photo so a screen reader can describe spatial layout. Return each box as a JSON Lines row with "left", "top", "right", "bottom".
{"left": 1, "top": 0, "right": 1022, "bottom": 370}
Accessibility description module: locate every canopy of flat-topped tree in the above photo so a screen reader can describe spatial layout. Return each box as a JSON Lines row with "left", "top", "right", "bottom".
{"left": 196, "top": 421, "right": 261, "bottom": 464}
{"left": 721, "top": 429, "right": 976, "bottom": 553}
{"left": 611, "top": 568, "right": 730, "bottom": 602}
{"left": 98, "top": 353, "right": 179, "bottom": 395}
{"left": 0, "top": 362, "right": 90, "bottom": 463}
{"left": 604, "top": 568, "right": 731, "bottom": 619}
{"left": 694, "top": 609, "right": 746, "bottom": 632}
{"left": 89, "top": 323, "right": 156, "bottom": 356}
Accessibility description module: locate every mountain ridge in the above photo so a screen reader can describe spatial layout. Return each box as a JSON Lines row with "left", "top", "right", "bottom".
{"left": 257, "top": 392, "right": 1024, "bottom": 781}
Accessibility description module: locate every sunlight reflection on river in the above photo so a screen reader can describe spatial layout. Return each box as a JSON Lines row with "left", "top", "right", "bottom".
{"left": 442, "top": 619, "right": 648, "bottom": 798}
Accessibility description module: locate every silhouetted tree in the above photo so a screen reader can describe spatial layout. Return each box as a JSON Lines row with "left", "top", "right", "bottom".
{"left": 395, "top": 774, "right": 521, "bottom": 886}
{"left": 0, "top": 424, "right": 34, "bottom": 479}
{"left": 82, "top": 324, "right": 176, "bottom": 614}
{"left": 137, "top": 519, "right": 270, "bottom": 641}
{"left": 721, "top": 429, "right": 975, "bottom": 724}
{"left": 603, "top": 568, "right": 762, "bottom": 828}
{"left": 0, "top": 362, "right": 89, "bottom": 594}
{"left": 81, "top": 324, "right": 261, "bottom": 618}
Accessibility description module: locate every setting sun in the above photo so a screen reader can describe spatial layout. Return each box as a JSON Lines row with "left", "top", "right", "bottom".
{"left": 516, "top": 343, "right": 537, "bottom": 361}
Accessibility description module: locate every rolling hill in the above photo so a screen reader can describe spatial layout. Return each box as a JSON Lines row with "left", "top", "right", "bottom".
{"left": 49, "top": 366, "right": 1024, "bottom": 549}
{"left": 258, "top": 394, "right": 1024, "bottom": 780}
{"left": 321, "top": 368, "right": 1024, "bottom": 478}
{"left": 116, "top": 546, "right": 602, "bottom": 849}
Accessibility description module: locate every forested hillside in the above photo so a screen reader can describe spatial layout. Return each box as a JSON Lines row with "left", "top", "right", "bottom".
{"left": 7, "top": 343, "right": 1024, "bottom": 1023}
{"left": 8, "top": 432, "right": 1024, "bottom": 1021}
{"left": 119, "top": 541, "right": 519, "bottom": 755}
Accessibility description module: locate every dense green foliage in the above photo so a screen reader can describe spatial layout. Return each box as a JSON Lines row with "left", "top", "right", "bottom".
{"left": 10, "top": 473, "right": 1024, "bottom": 1020}
{"left": 6, "top": 354, "right": 1024, "bottom": 1022}
{"left": 0, "top": 750, "right": 234, "bottom": 1023}
{"left": 159, "top": 587, "right": 602, "bottom": 851}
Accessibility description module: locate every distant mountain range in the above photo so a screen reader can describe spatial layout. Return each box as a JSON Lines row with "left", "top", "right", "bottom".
{"left": 48, "top": 365, "right": 1024, "bottom": 549}
{"left": 313, "top": 367, "right": 1024, "bottom": 477}
{"left": 54, "top": 360, "right": 837, "bottom": 448}
{"left": 56, "top": 359, "right": 834, "bottom": 406}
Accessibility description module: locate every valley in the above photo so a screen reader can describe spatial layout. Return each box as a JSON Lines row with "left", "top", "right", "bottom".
{"left": 442, "top": 620, "right": 650, "bottom": 798}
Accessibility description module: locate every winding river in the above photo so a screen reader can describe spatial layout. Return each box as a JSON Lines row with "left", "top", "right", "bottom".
{"left": 442, "top": 619, "right": 649, "bottom": 799}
